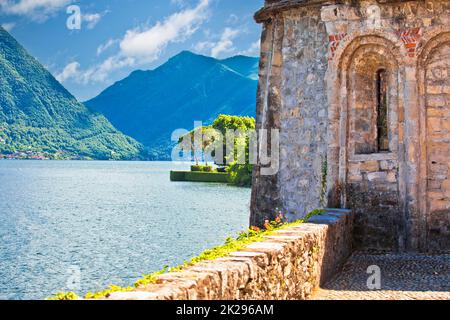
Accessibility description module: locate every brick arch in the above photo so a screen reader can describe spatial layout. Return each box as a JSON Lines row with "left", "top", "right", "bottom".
{"left": 417, "top": 29, "right": 450, "bottom": 64}
{"left": 417, "top": 30, "right": 450, "bottom": 251}
{"left": 333, "top": 32, "right": 407, "bottom": 72}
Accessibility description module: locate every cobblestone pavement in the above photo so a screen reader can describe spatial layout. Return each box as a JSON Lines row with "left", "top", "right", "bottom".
{"left": 313, "top": 252, "right": 450, "bottom": 300}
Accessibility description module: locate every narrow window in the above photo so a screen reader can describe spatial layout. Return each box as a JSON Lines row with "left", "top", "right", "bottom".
{"left": 376, "top": 69, "right": 389, "bottom": 152}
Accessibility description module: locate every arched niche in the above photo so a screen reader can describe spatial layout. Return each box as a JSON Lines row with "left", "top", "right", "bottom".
{"left": 327, "top": 35, "right": 405, "bottom": 205}
{"left": 346, "top": 44, "right": 399, "bottom": 157}
{"left": 326, "top": 34, "right": 407, "bottom": 250}
{"left": 417, "top": 31, "right": 450, "bottom": 252}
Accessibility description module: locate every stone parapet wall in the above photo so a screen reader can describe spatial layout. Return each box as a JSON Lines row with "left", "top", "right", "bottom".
{"left": 107, "top": 209, "right": 353, "bottom": 300}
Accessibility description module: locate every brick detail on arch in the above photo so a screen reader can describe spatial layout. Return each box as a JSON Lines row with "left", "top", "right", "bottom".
{"left": 328, "top": 33, "right": 348, "bottom": 61}
{"left": 396, "top": 28, "right": 423, "bottom": 57}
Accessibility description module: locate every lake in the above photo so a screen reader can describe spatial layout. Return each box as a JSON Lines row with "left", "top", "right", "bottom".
{"left": 0, "top": 161, "right": 251, "bottom": 300}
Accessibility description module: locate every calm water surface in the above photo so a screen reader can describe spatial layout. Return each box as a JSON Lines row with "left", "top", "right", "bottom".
{"left": 0, "top": 161, "right": 250, "bottom": 300}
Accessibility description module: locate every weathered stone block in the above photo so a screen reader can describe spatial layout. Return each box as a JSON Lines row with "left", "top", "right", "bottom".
{"left": 361, "top": 161, "right": 380, "bottom": 172}
{"left": 380, "top": 160, "right": 397, "bottom": 171}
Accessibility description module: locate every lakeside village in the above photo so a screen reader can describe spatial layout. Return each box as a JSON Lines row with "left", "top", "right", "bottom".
{"left": 0, "top": 136, "right": 53, "bottom": 159}
{"left": 0, "top": 150, "right": 86, "bottom": 160}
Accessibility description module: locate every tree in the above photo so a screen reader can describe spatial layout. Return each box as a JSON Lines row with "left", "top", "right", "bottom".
{"left": 178, "top": 114, "right": 256, "bottom": 186}
{"left": 212, "top": 115, "right": 255, "bottom": 187}
{"left": 180, "top": 125, "right": 222, "bottom": 166}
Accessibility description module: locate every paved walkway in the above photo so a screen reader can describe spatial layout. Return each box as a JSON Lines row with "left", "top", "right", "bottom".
{"left": 313, "top": 251, "right": 450, "bottom": 300}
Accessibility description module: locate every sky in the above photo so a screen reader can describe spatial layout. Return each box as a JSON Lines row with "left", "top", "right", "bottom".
{"left": 0, "top": 0, "right": 263, "bottom": 101}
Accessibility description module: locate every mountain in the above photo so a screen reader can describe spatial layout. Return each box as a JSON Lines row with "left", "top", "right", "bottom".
{"left": 0, "top": 27, "right": 144, "bottom": 160}
{"left": 85, "top": 51, "right": 258, "bottom": 160}
{"left": 220, "top": 55, "right": 259, "bottom": 80}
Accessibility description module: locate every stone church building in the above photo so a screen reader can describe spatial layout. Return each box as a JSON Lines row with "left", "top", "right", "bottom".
{"left": 250, "top": 0, "right": 449, "bottom": 252}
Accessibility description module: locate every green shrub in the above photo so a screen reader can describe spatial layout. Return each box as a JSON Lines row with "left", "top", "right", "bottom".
{"left": 228, "top": 163, "right": 253, "bottom": 187}
{"left": 191, "top": 165, "right": 214, "bottom": 172}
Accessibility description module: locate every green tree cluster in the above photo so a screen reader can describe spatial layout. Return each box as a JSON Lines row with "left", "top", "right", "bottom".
{"left": 213, "top": 115, "right": 255, "bottom": 187}
{"left": 181, "top": 115, "right": 256, "bottom": 187}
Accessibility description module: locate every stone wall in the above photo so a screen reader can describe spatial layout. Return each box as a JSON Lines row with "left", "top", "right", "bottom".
{"left": 251, "top": 3, "right": 330, "bottom": 227}
{"left": 251, "top": 0, "right": 450, "bottom": 253}
{"left": 107, "top": 209, "right": 353, "bottom": 300}
{"left": 425, "top": 40, "right": 450, "bottom": 251}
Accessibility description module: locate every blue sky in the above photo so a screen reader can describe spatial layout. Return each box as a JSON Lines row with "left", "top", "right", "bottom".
{"left": 0, "top": 0, "right": 263, "bottom": 100}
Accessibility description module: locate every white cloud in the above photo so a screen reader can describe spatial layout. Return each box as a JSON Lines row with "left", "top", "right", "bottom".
{"left": 1, "top": 1, "right": 106, "bottom": 27}
{"left": 240, "top": 40, "right": 260, "bottom": 56}
{"left": 119, "top": 0, "right": 210, "bottom": 60}
{"left": 193, "top": 27, "right": 240, "bottom": 58}
{"left": 55, "top": 61, "right": 80, "bottom": 83}
{"left": 53, "top": 0, "right": 210, "bottom": 85}
{"left": 0, "top": 0, "right": 72, "bottom": 21}
{"left": 193, "top": 40, "right": 212, "bottom": 53}
{"left": 1, "top": 22, "right": 16, "bottom": 31}
{"left": 226, "top": 14, "right": 238, "bottom": 24}
{"left": 67, "top": 0, "right": 210, "bottom": 84}
{"left": 210, "top": 27, "right": 239, "bottom": 58}
{"left": 96, "top": 38, "right": 119, "bottom": 56}
{"left": 79, "top": 55, "right": 135, "bottom": 83}
{"left": 52, "top": 0, "right": 209, "bottom": 85}
{"left": 55, "top": 56, "right": 135, "bottom": 84}
{"left": 170, "top": 0, "right": 186, "bottom": 7}
{"left": 82, "top": 12, "right": 101, "bottom": 29}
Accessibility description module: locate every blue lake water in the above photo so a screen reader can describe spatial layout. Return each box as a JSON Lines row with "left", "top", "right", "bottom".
{"left": 0, "top": 161, "right": 251, "bottom": 300}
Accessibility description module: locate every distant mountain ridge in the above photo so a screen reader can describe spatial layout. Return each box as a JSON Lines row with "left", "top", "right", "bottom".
{"left": 0, "top": 27, "right": 144, "bottom": 160}
{"left": 86, "top": 51, "right": 259, "bottom": 160}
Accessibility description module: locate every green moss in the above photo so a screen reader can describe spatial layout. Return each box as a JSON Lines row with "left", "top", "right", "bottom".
{"left": 320, "top": 156, "right": 328, "bottom": 207}
{"left": 47, "top": 292, "right": 80, "bottom": 301}
{"left": 51, "top": 209, "right": 325, "bottom": 300}
{"left": 134, "top": 267, "right": 169, "bottom": 288}
{"left": 84, "top": 285, "right": 134, "bottom": 300}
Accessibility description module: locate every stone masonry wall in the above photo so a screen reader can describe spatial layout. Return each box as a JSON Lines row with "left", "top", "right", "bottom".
{"left": 251, "top": 0, "right": 450, "bottom": 253}
{"left": 251, "top": 4, "right": 330, "bottom": 226}
{"left": 107, "top": 209, "right": 353, "bottom": 300}
{"left": 323, "top": 0, "right": 450, "bottom": 252}
{"left": 279, "top": 7, "right": 329, "bottom": 220}
{"left": 425, "top": 41, "right": 450, "bottom": 251}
